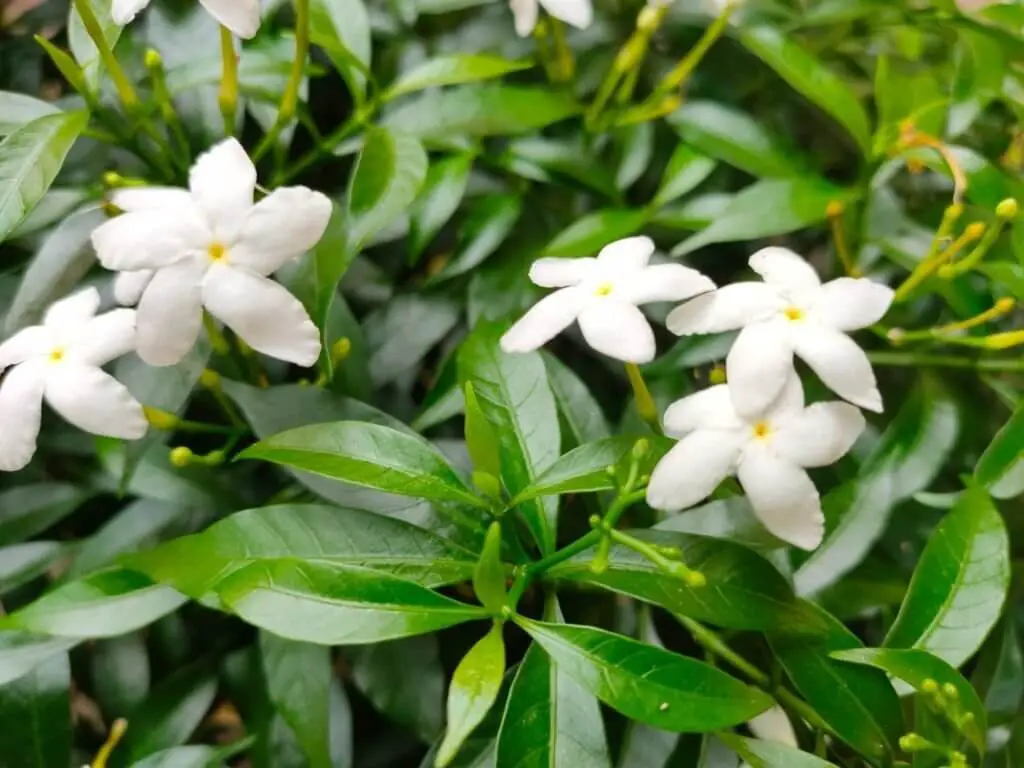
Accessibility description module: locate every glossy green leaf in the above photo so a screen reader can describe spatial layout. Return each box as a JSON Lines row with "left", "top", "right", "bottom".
{"left": 541, "top": 208, "right": 649, "bottom": 258}
{"left": 458, "top": 322, "right": 560, "bottom": 553}
{"left": 9, "top": 188, "right": 88, "bottom": 240}
{"left": 239, "top": 421, "right": 487, "bottom": 509}
{"left": 130, "top": 746, "right": 223, "bottom": 768}
{"left": 437, "top": 624, "right": 505, "bottom": 767}
{"left": 67, "top": 0, "right": 121, "bottom": 85}
{"left": 517, "top": 618, "right": 772, "bottom": 731}
{"left": 427, "top": 193, "right": 522, "bottom": 282}
{"left": 652, "top": 143, "right": 717, "bottom": 208}
{"left": 215, "top": 560, "right": 487, "bottom": 645}
{"left": 831, "top": 648, "right": 986, "bottom": 752}
{"left": 0, "top": 92, "right": 60, "bottom": 136}
{"left": 90, "top": 633, "right": 150, "bottom": 715}
{"left": 69, "top": 498, "right": 185, "bottom": 579}
{"left": 473, "top": 523, "right": 506, "bottom": 614}
{"left": 883, "top": 486, "right": 1010, "bottom": 667}
{"left": 0, "top": 542, "right": 64, "bottom": 594}
{"left": 975, "top": 402, "right": 1024, "bottom": 488}
{"left": 365, "top": 295, "right": 460, "bottom": 385}
{"left": 0, "top": 652, "right": 70, "bottom": 768}
{"left": 310, "top": 0, "right": 371, "bottom": 99}
{"left": 973, "top": 617, "right": 1024, "bottom": 726}
{"left": 0, "top": 632, "right": 77, "bottom": 687}
{"left": 615, "top": 122, "right": 654, "bottom": 191}
{"left": 385, "top": 55, "right": 534, "bottom": 100}
{"left": 464, "top": 382, "right": 502, "bottom": 487}
{"left": 262, "top": 632, "right": 332, "bottom": 768}
{"left": 542, "top": 353, "right": 610, "bottom": 445}
{"left": 410, "top": 153, "right": 474, "bottom": 260}
{"left": 123, "top": 663, "right": 219, "bottom": 762}
{"left": 718, "top": 734, "right": 838, "bottom": 768}
{"left": 0, "top": 111, "right": 88, "bottom": 244}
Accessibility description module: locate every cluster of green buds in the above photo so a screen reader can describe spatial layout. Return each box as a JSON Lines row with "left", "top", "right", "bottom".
{"left": 898, "top": 678, "right": 978, "bottom": 767}
{"left": 899, "top": 731, "right": 969, "bottom": 768}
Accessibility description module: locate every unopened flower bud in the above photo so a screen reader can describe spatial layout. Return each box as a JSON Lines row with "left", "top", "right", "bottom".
{"left": 996, "top": 297, "right": 1016, "bottom": 313}
{"left": 637, "top": 6, "right": 661, "bottom": 32}
{"left": 964, "top": 222, "right": 986, "bottom": 240}
{"left": 942, "top": 682, "right": 959, "bottom": 699}
{"left": 945, "top": 202, "right": 965, "bottom": 223}
{"left": 102, "top": 171, "right": 124, "bottom": 188}
{"left": 330, "top": 337, "right": 352, "bottom": 364}
{"left": 199, "top": 369, "right": 221, "bottom": 389}
{"left": 920, "top": 678, "right": 940, "bottom": 694}
{"left": 144, "top": 406, "right": 179, "bottom": 430}
{"left": 144, "top": 49, "right": 163, "bottom": 70}
{"left": 169, "top": 446, "right": 192, "bottom": 468}
{"left": 826, "top": 200, "right": 845, "bottom": 218}
{"left": 632, "top": 438, "right": 650, "bottom": 460}
{"left": 997, "top": 198, "right": 1018, "bottom": 219}
{"left": 899, "top": 733, "right": 931, "bottom": 752}
{"left": 709, "top": 364, "right": 726, "bottom": 384}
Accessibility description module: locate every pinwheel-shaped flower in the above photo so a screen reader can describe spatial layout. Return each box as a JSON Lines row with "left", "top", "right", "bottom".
{"left": 667, "top": 247, "right": 893, "bottom": 417}
{"left": 646, "top": 373, "right": 865, "bottom": 550}
{"left": 509, "top": 0, "right": 592, "bottom": 37}
{"left": 92, "top": 139, "right": 330, "bottom": 368}
{"left": 112, "top": 0, "right": 260, "bottom": 38}
{"left": 0, "top": 288, "right": 146, "bottom": 472}
{"left": 501, "top": 236, "right": 714, "bottom": 363}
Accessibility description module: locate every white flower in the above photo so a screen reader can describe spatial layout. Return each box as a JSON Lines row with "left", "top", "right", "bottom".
{"left": 112, "top": 0, "right": 260, "bottom": 38}
{"left": 0, "top": 288, "right": 146, "bottom": 472}
{"left": 509, "top": 0, "right": 593, "bottom": 37}
{"left": 500, "top": 237, "right": 714, "bottom": 363}
{"left": 667, "top": 247, "right": 893, "bottom": 418}
{"left": 91, "top": 139, "right": 331, "bottom": 368}
{"left": 646, "top": 373, "right": 865, "bottom": 550}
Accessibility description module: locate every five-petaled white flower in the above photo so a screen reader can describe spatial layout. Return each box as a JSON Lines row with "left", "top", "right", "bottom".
{"left": 91, "top": 138, "right": 330, "bottom": 368}
{"left": 646, "top": 373, "right": 865, "bottom": 550}
{"left": 509, "top": 0, "right": 592, "bottom": 37}
{"left": 112, "top": 0, "right": 260, "bottom": 38}
{"left": 667, "top": 247, "right": 893, "bottom": 418}
{"left": 500, "top": 236, "right": 714, "bottom": 363}
{"left": 0, "top": 288, "right": 146, "bottom": 472}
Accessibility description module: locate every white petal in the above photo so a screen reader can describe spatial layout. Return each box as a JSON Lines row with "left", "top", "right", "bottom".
{"left": 529, "top": 257, "right": 596, "bottom": 288}
{"left": 69, "top": 309, "right": 137, "bottom": 367}
{"left": 111, "top": 186, "right": 192, "bottom": 212}
{"left": 812, "top": 277, "right": 895, "bottom": 331}
{"left": 596, "top": 236, "right": 654, "bottom": 276}
{"left": 112, "top": 0, "right": 150, "bottom": 23}
{"left": 500, "top": 289, "right": 587, "bottom": 354}
{"left": 0, "top": 327, "right": 50, "bottom": 370}
{"left": 189, "top": 138, "right": 257, "bottom": 237}
{"left": 510, "top": 0, "right": 539, "bottom": 36}
{"left": 136, "top": 259, "right": 205, "bottom": 367}
{"left": 748, "top": 707, "right": 798, "bottom": 747}
{"left": 578, "top": 302, "right": 655, "bottom": 363}
{"left": 793, "top": 324, "right": 882, "bottom": 412}
{"left": 726, "top": 321, "right": 794, "bottom": 419}
{"left": 231, "top": 187, "right": 334, "bottom": 275}
{"left": 662, "top": 385, "right": 740, "bottom": 436}
{"left": 737, "top": 446, "right": 823, "bottom": 550}
{"left": 666, "top": 283, "right": 783, "bottom": 335}
{"left": 539, "top": 0, "right": 593, "bottom": 29}
{"left": 774, "top": 402, "right": 866, "bottom": 468}
{"left": 45, "top": 364, "right": 146, "bottom": 440}
{"left": 203, "top": 265, "right": 320, "bottom": 366}
{"left": 0, "top": 361, "right": 45, "bottom": 472}
{"left": 767, "top": 369, "right": 805, "bottom": 419}
{"left": 624, "top": 264, "right": 715, "bottom": 305}
{"left": 199, "top": 0, "right": 261, "bottom": 38}
{"left": 646, "top": 429, "right": 742, "bottom": 511}
{"left": 91, "top": 209, "right": 208, "bottom": 271}
{"left": 749, "top": 247, "right": 821, "bottom": 294}
{"left": 113, "top": 270, "right": 154, "bottom": 306}
{"left": 43, "top": 287, "right": 100, "bottom": 333}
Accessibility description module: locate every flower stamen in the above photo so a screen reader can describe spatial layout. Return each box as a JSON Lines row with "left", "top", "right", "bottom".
{"left": 208, "top": 242, "right": 228, "bottom": 263}
{"left": 783, "top": 306, "right": 803, "bottom": 322}
{"left": 752, "top": 421, "right": 772, "bottom": 440}
{"left": 594, "top": 282, "right": 614, "bottom": 297}
{"left": 48, "top": 348, "right": 65, "bottom": 363}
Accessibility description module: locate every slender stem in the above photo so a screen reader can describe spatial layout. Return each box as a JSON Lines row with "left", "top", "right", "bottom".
{"left": 174, "top": 419, "right": 245, "bottom": 436}
{"left": 73, "top": 0, "right": 137, "bottom": 111}
{"left": 893, "top": 202, "right": 963, "bottom": 303}
{"left": 218, "top": 26, "right": 239, "bottom": 137}
{"left": 273, "top": 111, "right": 368, "bottom": 185}
{"left": 146, "top": 50, "right": 191, "bottom": 168}
{"left": 650, "top": 2, "right": 735, "bottom": 99}
{"left": 253, "top": 0, "right": 310, "bottom": 162}
{"left": 867, "top": 350, "right": 1024, "bottom": 372}
{"left": 507, "top": 530, "right": 602, "bottom": 607}
{"left": 548, "top": 18, "right": 574, "bottom": 82}
{"left": 625, "top": 363, "right": 663, "bottom": 435}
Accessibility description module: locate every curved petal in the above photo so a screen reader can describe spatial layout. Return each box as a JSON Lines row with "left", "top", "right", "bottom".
{"left": 0, "top": 327, "right": 50, "bottom": 371}
{"left": 136, "top": 259, "right": 205, "bottom": 367}
{"left": 111, "top": 186, "right": 192, "bottom": 212}
{"left": 748, "top": 707, "right": 798, "bottom": 748}
{"left": 726, "top": 321, "right": 794, "bottom": 419}
{"left": 539, "top": 0, "right": 593, "bottom": 29}
{"left": 663, "top": 385, "right": 740, "bottom": 436}
{"left": 189, "top": 138, "right": 257, "bottom": 238}
{"left": 767, "top": 369, "right": 805, "bottom": 420}
{"left": 774, "top": 402, "right": 866, "bottom": 468}
{"left": 666, "top": 282, "right": 782, "bottom": 335}
{"left": 43, "top": 287, "right": 100, "bottom": 332}
{"left": 113, "top": 270, "right": 154, "bottom": 306}
{"left": 70, "top": 309, "right": 137, "bottom": 367}
{"left": 0, "top": 361, "right": 45, "bottom": 472}
{"left": 624, "top": 264, "right": 716, "bottom": 305}
{"left": 510, "top": 0, "right": 539, "bottom": 36}
{"left": 812, "top": 277, "right": 894, "bottom": 331}
{"left": 91, "top": 209, "right": 208, "bottom": 271}
{"left": 45, "top": 364, "right": 147, "bottom": 440}
{"left": 232, "top": 187, "right": 334, "bottom": 275}
{"left": 749, "top": 247, "right": 820, "bottom": 294}
{"left": 200, "top": 0, "right": 262, "bottom": 38}
{"left": 793, "top": 324, "right": 882, "bottom": 412}
{"left": 596, "top": 236, "right": 654, "bottom": 275}
{"left": 578, "top": 302, "right": 655, "bottom": 363}
{"left": 529, "top": 257, "right": 596, "bottom": 288}
{"left": 500, "top": 289, "right": 587, "bottom": 354}
{"left": 112, "top": 0, "right": 150, "bottom": 23}
{"left": 646, "top": 429, "right": 742, "bottom": 511}
{"left": 738, "top": 446, "right": 824, "bottom": 550}
{"left": 203, "top": 265, "right": 320, "bottom": 366}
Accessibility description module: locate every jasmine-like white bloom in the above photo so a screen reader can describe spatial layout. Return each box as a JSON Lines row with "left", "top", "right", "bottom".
{"left": 500, "top": 236, "right": 714, "bottom": 363}
{"left": 646, "top": 373, "right": 865, "bottom": 550}
{"left": 667, "top": 247, "right": 893, "bottom": 418}
{"left": 0, "top": 288, "right": 146, "bottom": 472}
{"left": 112, "top": 0, "right": 260, "bottom": 38}
{"left": 91, "top": 139, "right": 330, "bottom": 368}
{"left": 509, "top": 0, "right": 592, "bottom": 37}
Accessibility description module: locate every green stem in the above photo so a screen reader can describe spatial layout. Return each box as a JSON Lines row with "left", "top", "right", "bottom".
{"left": 650, "top": 2, "right": 735, "bottom": 99}
{"left": 218, "top": 26, "right": 239, "bottom": 137}
{"left": 507, "top": 529, "right": 601, "bottom": 607}
{"left": 73, "top": 0, "right": 137, "bottom": 112}
{"left": 174, "top": 420, "right": 245, "bottom": 436}
{"left": 625, "top": 363, "right": 663, "bottom": 435}
{"left": 868, "top": 350, "right": 1024, "bottom": 372}
{"left": 273, "top": 109, "right": 368, "bottom": 185}
{"left": 253, "top": 0, "right": 310, "bottom": 162}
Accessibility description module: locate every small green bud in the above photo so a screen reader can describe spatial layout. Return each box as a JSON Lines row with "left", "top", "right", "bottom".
{"left": 941, "top": 682, "right": 958, "bottom": 699}
{"left": 899, "top": 733, "right": 930, "bottom": 753}
{"left": 920, "top": 678, "right": 940, "bottom": 694}
{"left": 636, "top": 5, "right": 660, "bottom": 32}
{"left": 330, "top": 337, "right": 352, "bottom": 364}
{"left": 604, "top": 465, "right": 617, "bottom": 477}
{"left": 709, "top": 364, "right": 726, "bottom": 385}
{"left": 997, "top": 198, "right": 1018, "bottom": 219}
{"left": 588, "top": 514, "right": 603, "bottom": 529}
{"left": 169, "top": 446, "right": 192, "bottom": 468}
{"left": 143, "top": 48, "right": 163, "bottom": 70}
{"left": 198, "top": 369, "right": 221, "bottom": 389}
{"left": 144, "top": 406, "right": 179, "bottom": 430}
{"left": 945, "top": 202, "right": 965, "bottom": 222}
{"left": 684, "top": 569, "right": 706, "bottom": 588}
{"left": 102, "top": 171, "right": 124, "bottom": 188}
{"left": 632, "top": 438, "right": 650, "bottom": 460}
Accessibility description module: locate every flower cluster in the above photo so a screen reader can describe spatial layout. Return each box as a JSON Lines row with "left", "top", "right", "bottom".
{"left": 502, "top": 238, "right": 894, "bottom": 550}
{"left": 0, "top": 140, "right": 330, "bottom": 472}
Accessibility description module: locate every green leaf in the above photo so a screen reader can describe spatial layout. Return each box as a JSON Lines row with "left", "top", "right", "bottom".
{"left": 410, "top": 153, "right": 474, "bottom": 260}
{"left": 718, "top": 734, "right": 838, "bottom": 768}
{"left": 215, "top": 560, "right": 487, "bottom": 645}
{"left": 767, "top": 602, "right": 903, "bottom": 763}
{"left": 0, "top": 91, "right": 60, "bottom": 136}
{"left": 473, "top": 523, "right": 507, "bottom": 615}
{"left": 426, "top": 193, "right": 522, "bottom": 283}
{"left": 9, "top": 188, "right": 88, "bottom": 240}
{"left": 383, "top": 85, "right": 581, "bottom": 139}
{"left": 69, "top": 498, "right": 184, "bottom": 579}
{"left": 0, "top": 111, "right": 88, "bottom": 245}
{"left": 0, "top": 632, "right": 77, "bottom": 686}
{"left": 458, "top": 323, "right": 560, "bottom": 553}
{"left": 437, "top": 624, "right": 505, "bottom": 767}
{"left": 0, "top": 542, "right": 64, "bottom": 594}
{"left": 130, "top": 746, "right": 223, "bottom": 768}
{"left": 831, "top": 648, "right": 986, "bottom": 752}
{"left": 386, "top": 55, "right": 534, "bottom": 100}
{"left": 6, "top": 569, "right": 187, "bottom": 638}
{"left": 347, "top": 126, "right": 428, "bottom": 249}
{"left": 671, "top": 177, "right": 856, "bottom": 256}
{"left": 464, "top": 382, "right": 502, "bottom": 486}
{"left": 309, "top": 0, "right": 371, "bottom": 100}
{"left": 667, "top": 101, "right": 805, "bottom": 178}
{"left": 517, "top": 618, "right": 772, "bottom": 731}
{"left": 127, "top": 504, "right": 476, "bottom": 599}
{"left": 738, "top": 26, "right": 872, "bottom": 154}
{"left": 541, "top": 208, "right": 649, "bottom": 258}
{"left": 365, "top": 295, "right": 460, "bottom": 385}
{"left": 34, "top": 37, "right": 88, "bottom": 94}
{"left": 0, "top": 652, "right": 70, "bottom": 768}
{"left": 652, "top": 143, "right": 717, "bottom": 208}
{"left": 123, "top": 662, "right": 219, "bottom": 762}
{"left": 883, "top": 486, "right": 1010, "bottom": 667}
{"left": 873, "top": 54, "right": 946, "bottom": 153}
{"left": 262, "top": 632, "right": 332, "bottom": 768}
{"left": 239, "top": 421, "right": 487, "bottom": 509}
{"left": 542, "top": 353, "right": 610, "bottom": 445}
{"left": 90, "top": 633, "right": 150, "bottom": 715}
{"left": 975, "top": 402, "right": 1024, "bottom": 488}
{"left": 68, "top": 0, "right": 121, "bottom": 85}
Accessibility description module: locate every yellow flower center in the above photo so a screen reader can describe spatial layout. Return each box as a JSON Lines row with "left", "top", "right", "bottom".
{"left": 48, "top": 348, "right": 65, "bottom": 363}
{"left": 594, "top": 282, "right": 614, "bottom": 297}
{"left": 752, "top": 421, "right": 772, "bottom": 440}
{"left": 208, "top": 242, "right": 228, "bottom": 263}
{"left": 783, "top": 306, "right": 804, "bottom": 321}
